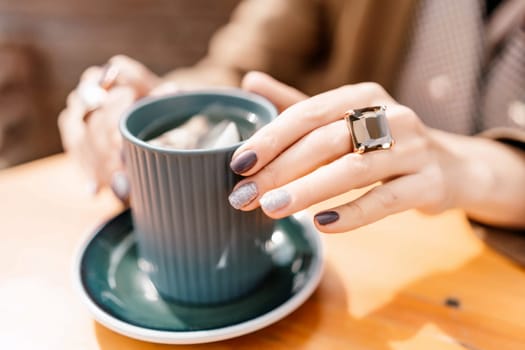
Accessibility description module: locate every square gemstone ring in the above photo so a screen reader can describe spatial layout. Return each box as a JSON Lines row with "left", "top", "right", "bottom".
{"left": 344, "top": 106, "right": 394, "bottom": 153}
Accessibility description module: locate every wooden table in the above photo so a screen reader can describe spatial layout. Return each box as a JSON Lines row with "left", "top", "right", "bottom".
{"left": 1, "top": 154, "right": 524, "bottom": 349}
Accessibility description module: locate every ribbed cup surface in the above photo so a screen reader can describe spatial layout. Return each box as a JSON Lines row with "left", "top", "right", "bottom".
{"left": 120, "top": 91, "right": 277, "bottom": 304}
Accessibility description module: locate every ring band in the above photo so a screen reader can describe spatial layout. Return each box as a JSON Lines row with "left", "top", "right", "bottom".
{"left": 343, "top": 105, "right": 394, "bottom": 153}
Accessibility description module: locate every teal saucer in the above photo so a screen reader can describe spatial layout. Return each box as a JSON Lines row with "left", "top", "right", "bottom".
{"left": 74, "top": 210, "right": 323, "bottom": 344}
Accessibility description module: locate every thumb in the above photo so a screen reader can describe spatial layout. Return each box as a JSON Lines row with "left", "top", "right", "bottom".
{"left": 242, "top": 71, "right": 308, "bottom": 112}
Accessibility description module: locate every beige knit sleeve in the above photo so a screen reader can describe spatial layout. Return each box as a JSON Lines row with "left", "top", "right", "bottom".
{"left": 162, "top": 0, "right": 322, "bottom": 89}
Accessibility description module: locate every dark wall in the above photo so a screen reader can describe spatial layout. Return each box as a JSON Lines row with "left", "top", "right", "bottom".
{"left": 0, "top": 0, "right": 241, "bottom": 167}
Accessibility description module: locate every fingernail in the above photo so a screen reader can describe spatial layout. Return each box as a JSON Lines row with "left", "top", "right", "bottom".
{"left": 260, "top": 189, "right": 291, "bottom": 212}
{"left": 111, "top": 171, "right": 130, "bottom": 201}
{"left": 315, "top": 211, "right": 339, "bottom": 225}
{"left": 230, "top": 150, "right": 257, "bottom": 174}
{"left": 228, "top": 182, "right": 258, "bottom": 209}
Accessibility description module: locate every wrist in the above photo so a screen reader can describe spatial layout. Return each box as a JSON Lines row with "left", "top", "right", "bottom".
{"left": 450, "top": 134, "right": 525, "bottom": 228}
{"left": 426, "top": 129, "right": 493, "bottom": 211}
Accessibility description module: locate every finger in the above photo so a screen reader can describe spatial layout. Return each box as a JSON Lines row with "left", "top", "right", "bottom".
{"left": 228, "top": 119, "right": 350, "bottom": 210}
{"left": 230, "top": 82, "right": 395, "bottom": 176}
{"left": 80, "top": 66, "right": 104, "bottom": 84}
{"left": 256, "top": 106, "right": 427, "bottom": 219}
{"left": 149, "top": 81, "right": 181, "bottom": 96}
{"left": 85, "top": 86, "right": 136, "bottom": 187}
{"left": 241, "top": 71, "right": 308, "bottom": 113}
{"left": 59, "top": 110, "right": 101, "bottom": 192}
{"left": 313, "top": 173, "right": 428, "bottom": 233}
{"left": 108, "top": 55, "right": 160, "bottom": 96}
{"left": 58, "top": 92, "right": 87, "bottom": 150}
{"left": 230, "top": 105, "right": 425, "bottom": 213}
{"left": 87, "top": 87, "right": 135, "bottom": 158}
{"left": 58, "top": 91, "right": 103, "bottom": 186}
{"left": 61, "top": 64, "right": 138, "bottom": 192}
{"left": 258, "top": 149, "right": 407, "bottom": 219}
{"left": 77, "top": 66, "right": 114, "bottom": 113}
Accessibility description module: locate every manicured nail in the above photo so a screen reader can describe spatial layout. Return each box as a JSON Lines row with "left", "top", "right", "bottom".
{"left": 228, "top": 182, "right": 258, "bottom": 209}
{"left": 315, "top": 211, "right": 339, "bottom": 225}
{"left": 111, "top": 171, "right": 130, "bottom": 201}
{"left": 230, "top": 150, "right": 257, "bottom": 174}
{"left": 260, "top": 189, "right": 291, "bottom": 212}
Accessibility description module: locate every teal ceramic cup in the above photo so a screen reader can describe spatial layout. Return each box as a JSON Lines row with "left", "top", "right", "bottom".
{"left": 120, "top": 90, "right": 277, "bottom": 305}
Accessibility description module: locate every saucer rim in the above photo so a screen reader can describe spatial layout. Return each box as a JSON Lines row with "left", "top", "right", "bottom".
{"left": 72, "top": 210, "right": 324, "bottom": 344}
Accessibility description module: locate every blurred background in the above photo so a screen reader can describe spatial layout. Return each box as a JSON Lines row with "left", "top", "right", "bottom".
{"left": 0, "top": 0, "right": 240, "bottom": 169}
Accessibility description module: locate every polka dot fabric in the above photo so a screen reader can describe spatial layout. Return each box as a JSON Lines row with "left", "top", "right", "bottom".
{"left": 395, "top": 0, "right": 524, "bottom": 135}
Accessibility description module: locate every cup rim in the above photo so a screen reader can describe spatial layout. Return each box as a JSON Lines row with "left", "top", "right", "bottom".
{"left": 119, "top": 88, "right": 277, "bottom": 155}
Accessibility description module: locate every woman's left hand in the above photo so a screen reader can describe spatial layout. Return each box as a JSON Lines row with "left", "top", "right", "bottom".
{"left": 228, "top": 72, "right": 525, "bottom": 232}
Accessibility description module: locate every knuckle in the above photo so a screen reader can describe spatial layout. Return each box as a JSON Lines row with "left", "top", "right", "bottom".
{"left": 109, "top": 55, "right": 144, "bottom": 75}
{"left": 66, "top": 91, "right": 81, "bottom": 108}
{"left": 109, "top": 54, "right": 131, "bottom": 65}
{"left": 398, "top": 106, "right": 425, "bottom": 133}
{"left": 341, "top": 153, "right": 371, "bottom": 177}
{"left": 300, "top": 102, "right": 328, "bottom": 124}
{"left": 57, "top": 111, "right": 68, "bottom": 132}
{"left": 259, "top": 130, "right": 280, "bottom": 155}
{"left": 414, "top": 136, "right": 431, "bottom": 157}
{"left": 359, "top": 82, "right": 387, "bottom": 98}
{"left": 260, "top": 162, "right": 280, "bottom": 189}
{"left": 57, "top": 109, "right": 70, "bottom": 126}
{"left": 305, "top": 126, "right": 326, "bottom": 144}
{"left": 337, "top": 84, "right": 355, "bottom": 95}
{"left": 345, "top": 200, "right": 366, "bottom": 223}
{"left": 80, "top": 66, "right": 101, "bottom": 82}
{"left": 310, "top": 123, "right": 347, "bottom": 153}
{"left": 370, "top": 186, "right": 398, "bottom": 211}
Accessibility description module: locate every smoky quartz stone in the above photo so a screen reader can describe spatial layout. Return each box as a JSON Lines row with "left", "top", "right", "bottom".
{"left": 345, "top": 106, "right": 394, "bottom": 153}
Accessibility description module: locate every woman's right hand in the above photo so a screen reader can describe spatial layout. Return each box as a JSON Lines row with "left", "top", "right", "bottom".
{"left": 58, "top": 55, "right": 162, "bottom": 200}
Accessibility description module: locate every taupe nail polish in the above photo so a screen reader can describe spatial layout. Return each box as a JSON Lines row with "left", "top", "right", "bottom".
{"left": 228, "top": 182, "right": 258, "bottom": 209}
{"left": 260, "top": 189, "right": 291, "bottom": 212}
{"left": 315, "top": 211, "right": 339, "bottom": 225}
{"left": 230, "top": 150, "right": 257, "bottom": 174}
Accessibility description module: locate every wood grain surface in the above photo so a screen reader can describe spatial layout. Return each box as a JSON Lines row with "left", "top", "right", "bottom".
{"left": 0, "top": 154, "right": 524, "bottom": 349}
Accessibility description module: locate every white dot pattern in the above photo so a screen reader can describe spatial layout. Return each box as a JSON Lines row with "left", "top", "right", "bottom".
{"left": 482, "top": 28, "right": 525, "bottom": 130}
{"left": 395, "top": 0, "right": 524, "bottom": 135}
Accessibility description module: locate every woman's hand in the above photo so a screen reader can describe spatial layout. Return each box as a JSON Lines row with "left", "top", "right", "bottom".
{"left": 228, "top": 72, "right": 525, "bottom": 232}
{"left": 58, "top": 55, "right": 161, "bottom": 200}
